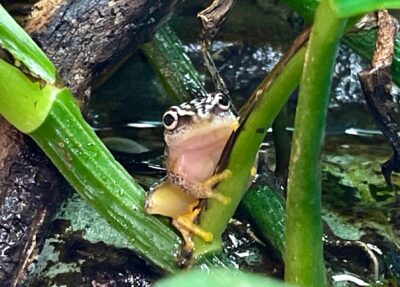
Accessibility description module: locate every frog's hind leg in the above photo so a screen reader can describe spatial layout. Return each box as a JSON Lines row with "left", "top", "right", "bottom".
{"left": 173, "top": 206, "right": 213, "bottom": 251}
{"left": 145, "top": 181, "right": 213, "bottom": 251}
{"left": 145, "top": 180, "right": 198, "bottom": 218}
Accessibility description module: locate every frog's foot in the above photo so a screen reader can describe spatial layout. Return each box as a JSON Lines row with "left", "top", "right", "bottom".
{"left": 198, "top": 169, "right": 232, "bottom": 204}
{"left": 173, "top": 207, "right": 213, "bottom": 251}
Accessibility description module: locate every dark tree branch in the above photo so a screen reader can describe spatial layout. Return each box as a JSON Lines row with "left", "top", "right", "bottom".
{"left": 358, "top": 10, "right": 400, "bottom": 189}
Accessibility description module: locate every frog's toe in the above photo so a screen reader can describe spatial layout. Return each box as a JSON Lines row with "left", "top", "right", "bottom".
{"left": 173, "top": 208, "right": 213, "bottom": 244}
{"left": 199, "top": 169, "right": 232, "bottom": 203}
{"left": 219, "top": 169, "right": 233, "bottom": 180}
{"left": 209, "top": 192, "right": 231, "bottom": 205}
{"left": 203, "top": 169, "right": 232, "bottom": 188}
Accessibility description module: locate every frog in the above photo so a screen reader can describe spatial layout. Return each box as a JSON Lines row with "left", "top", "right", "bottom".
{"left": 145, "top": 92, "right": 239, "bottom": 252}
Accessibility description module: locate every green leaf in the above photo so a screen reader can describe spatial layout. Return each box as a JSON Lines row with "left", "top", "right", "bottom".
{"left": 155, "top": 269, "right": 295, "bottom": 287}
{"left": 0, "top": 4, "right": 56, "bottom": 83}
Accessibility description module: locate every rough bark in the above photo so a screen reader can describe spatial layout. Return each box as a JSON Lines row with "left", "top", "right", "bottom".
{"left": 25, "top": 0, "right": 178, "bottom": 105}
{"left": 358, "top": 11, "right": 400, "bottom": 187}
{"left": 0, "top": 1, "right": 178, "bottom": 286}
{"left": 0, "top": 120, "right": 65, "bottom": 286}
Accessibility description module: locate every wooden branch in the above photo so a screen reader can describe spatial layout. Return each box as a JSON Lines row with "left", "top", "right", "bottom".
{"left": 25, "top": 0, "right": 179, "bottom": 104}
{"left": 358, "top": 10, "right": 400, "bottom": 188}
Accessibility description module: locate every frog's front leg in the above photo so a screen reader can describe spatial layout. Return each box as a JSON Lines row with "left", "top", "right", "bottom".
{"left": 191, "top": 169, "right": 232, "bottom": 203}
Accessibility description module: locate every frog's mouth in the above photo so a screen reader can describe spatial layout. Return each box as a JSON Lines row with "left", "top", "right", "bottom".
{"left": 165, "top": 121, "right": 238, "bottom": 151}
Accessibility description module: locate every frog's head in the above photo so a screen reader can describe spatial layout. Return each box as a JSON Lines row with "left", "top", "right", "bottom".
{"left": 162, "top": 93, "right": 238, "bottom": 150}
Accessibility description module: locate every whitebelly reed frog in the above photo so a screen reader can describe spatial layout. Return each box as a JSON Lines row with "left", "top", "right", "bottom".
{"left": 145, "top": 92, "right": 239, "bottom": 251}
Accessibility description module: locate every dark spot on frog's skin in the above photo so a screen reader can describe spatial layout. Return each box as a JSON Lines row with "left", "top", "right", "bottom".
{"left": 256, "top": 128, "right": 265, "bottom": 134}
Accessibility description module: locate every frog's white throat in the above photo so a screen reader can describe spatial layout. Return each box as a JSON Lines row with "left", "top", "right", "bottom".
{"left": 166, "top": 123, "right": 235, "bottom": 183}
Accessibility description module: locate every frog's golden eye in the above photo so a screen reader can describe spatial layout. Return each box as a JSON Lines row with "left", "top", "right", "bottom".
{"left": 163, "top": 110, "right": 179, "bottom": 130}
{"left": 217, "top": 93, "right": 230, "bottom": 111}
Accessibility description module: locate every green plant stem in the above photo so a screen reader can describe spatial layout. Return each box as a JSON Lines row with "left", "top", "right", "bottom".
{"left": 194, "top": 46, "right": 306, "bottom": 257}
{"left": 272, "top": 106, "right": 291, "bottom": 181}
{"left": 141, "top": 25, "right": 207, "bottom": 102}
{"left": 30, "top": 89, "right": 181, "bottom": 273}
{"left": 239, "top": 186, "right": 285, "bottom": 258}
{"left": 0, "top": 4, "right": 55, "bottom": 83}
{"left": 329, "top": 0, "right": 400, "bottom": 18}
{"left": 0, "top": 59, "right": 57, "bottom": 133}
{"left": 284, "top": 0, "right": 346, "bottom": 286}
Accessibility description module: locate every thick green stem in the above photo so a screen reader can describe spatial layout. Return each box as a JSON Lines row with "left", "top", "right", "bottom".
{"left": 30, "top": 89, "right": 181, "bottom": 273}
{"left": 272, "top": 106, "right": 291, "bottom": 182}
{"left": 239, "top": 186, "right": 285, "bottom": 258}
{"left": 141, "top": 25, "right": 207, "bottom": 102}
{"left": 284, "top": 1, "right": 346, "bottom": 286}
{"left": 194, "top": 47, "right": 305, "bottom": 257}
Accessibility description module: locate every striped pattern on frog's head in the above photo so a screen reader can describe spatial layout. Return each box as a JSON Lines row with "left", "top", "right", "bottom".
{"left": 162, "top": 93, "right": 238, "bottom": 146}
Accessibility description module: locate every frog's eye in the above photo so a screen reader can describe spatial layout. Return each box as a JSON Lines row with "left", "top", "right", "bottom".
{"left": 163, "top": 110, "right": 179, "bottom": 130}
{"left": 217, "top": 93, "right": 230, "bottom": 110}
